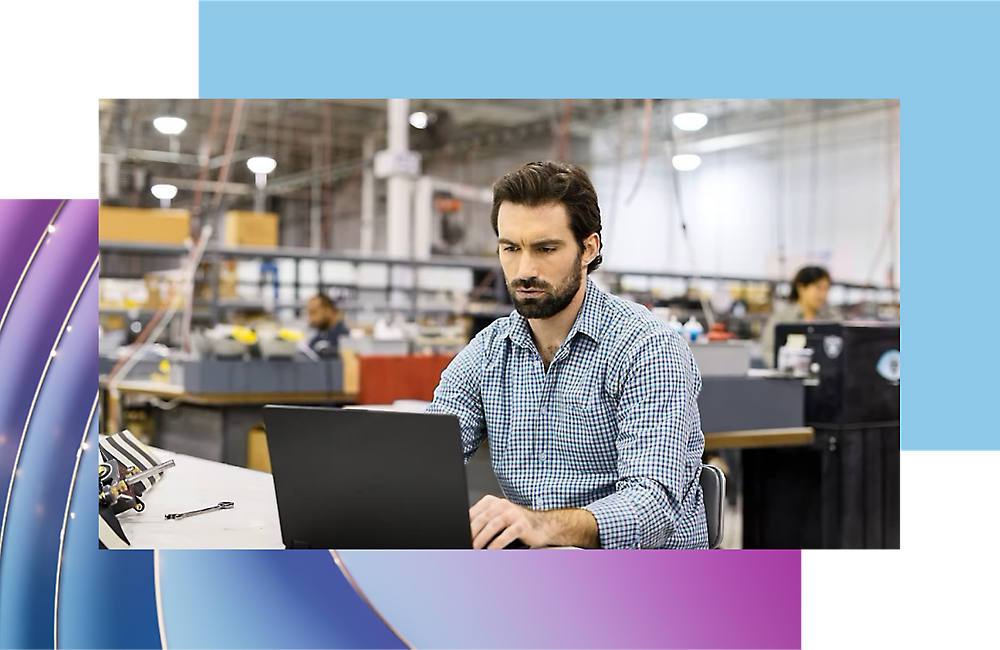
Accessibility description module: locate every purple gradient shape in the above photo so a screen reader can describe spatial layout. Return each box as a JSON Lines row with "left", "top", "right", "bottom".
{"left": 0, "top": 200, "right": 63, "bottom": 316}
{"left": 0, "top": 200, "right": 97, "bottom": 533}
{"left": 337, "top": 550, "right": 801, "bottom": 649}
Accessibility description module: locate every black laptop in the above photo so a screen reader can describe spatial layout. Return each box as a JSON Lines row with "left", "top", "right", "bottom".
{"left": 262, "top": 404, "right": 474, "bottom": 549}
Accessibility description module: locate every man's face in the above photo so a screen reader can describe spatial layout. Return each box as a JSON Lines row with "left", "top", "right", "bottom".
{"left": 306, "top": 298, "right": 333, "bottom": 329}
{"left": 496, "top": 202, "right": 593, "bottom": 320}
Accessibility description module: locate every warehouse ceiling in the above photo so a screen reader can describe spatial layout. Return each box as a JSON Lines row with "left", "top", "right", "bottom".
{"left": 98, "top": 98, "right": 896, "bottom": 211}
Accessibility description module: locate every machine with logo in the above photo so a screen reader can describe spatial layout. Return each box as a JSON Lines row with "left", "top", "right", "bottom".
{"left": 742, "top": 322, "right": 900, "bottom": 549}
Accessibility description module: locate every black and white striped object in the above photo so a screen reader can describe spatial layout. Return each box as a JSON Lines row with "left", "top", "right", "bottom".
{"left": 99, "top": 430, "right": 167, "bottom": 494}
{"left": 99, "top": 508, "right": 130, "bottom": 549}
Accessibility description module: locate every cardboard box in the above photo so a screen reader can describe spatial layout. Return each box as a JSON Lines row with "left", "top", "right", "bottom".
{"left": 195, "top": 261, "right": 240, "bottom": 300}
{"left": 247, "top": 426, "right": 272, "bottom": 473}
{"left": 99, "top": 278, "right": 148, "bottom": 309}
{"left": 144, "top": 270, "right": 185, "bottom": 308}
{"left": 224, "top": 211, "right": 279, "bottom": 247}
{"left": 99, "top": 206, "right": 191, "bottom": 244}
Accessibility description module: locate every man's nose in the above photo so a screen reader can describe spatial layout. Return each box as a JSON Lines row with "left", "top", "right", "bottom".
{"left": 517, "top": 251, "right": 539, "bottom": 280}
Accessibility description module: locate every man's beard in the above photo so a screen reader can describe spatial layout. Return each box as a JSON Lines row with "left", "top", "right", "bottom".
{"left": 507, "top": 254, "right": 583, "bottom": 320}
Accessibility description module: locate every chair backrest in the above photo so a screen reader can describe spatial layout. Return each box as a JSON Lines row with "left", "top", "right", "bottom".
{"left": 699, "top": 463, "right": 726, "bottom": 549}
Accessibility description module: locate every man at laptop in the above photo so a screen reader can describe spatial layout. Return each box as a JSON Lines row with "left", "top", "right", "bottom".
{"left": 426, "top": 161, "right": 709, "bottom": 550}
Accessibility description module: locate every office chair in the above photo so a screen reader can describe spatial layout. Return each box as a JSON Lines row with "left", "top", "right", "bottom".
{"left": 700, "top": 463, "right": 726, "bottom": 549}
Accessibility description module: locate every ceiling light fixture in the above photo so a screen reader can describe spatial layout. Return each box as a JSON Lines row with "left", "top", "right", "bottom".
{"left": 672, "top": 154, "right": 702, "bottom": 171}
{"left": 153, "top": 116, "right": 188, "bottom": 135}
{"left": 672, "top": 112, "right": 708, "bottom": 131}
{"left": 151, "top": 183, "right": 178, "bottom": 207}
{"left": 247, "top": 156, "right": 277, "bottom": 175}
{"left": 409, "top": 111, "right": 429, "bottom": 129}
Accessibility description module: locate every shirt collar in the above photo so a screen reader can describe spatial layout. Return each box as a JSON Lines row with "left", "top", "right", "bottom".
{"left": 505, "top": 276, "right": 604, "bottom": 349}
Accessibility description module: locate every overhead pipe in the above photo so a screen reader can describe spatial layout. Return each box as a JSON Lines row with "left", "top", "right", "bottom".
{"left": 97, "top": 147, "right": 254, "bottom": 168}
{"left": 549, "top": 99, "right": 574, "bottom": 160}
{"left": 625, "top": 98, "right": 653, "bottom": 205}
{"left": 889, "top": 101, "right": 899, "bottom": 288}
{"left": 865, "top": 101, "right": 901, "bottom": 288}
{"left": 156, "top": 178, "right": 252, "bottom": 196}
{"left": 191, "top": 99, "right": 223, "bottom": 228}
{"left": 321, "top": 102, "right": 333, "bottom": 249}
{"left": 210, "top": 99, "right": 246, "bottom": 217}
{"left": 311, "top": 139, "right": 322, "bottom": 250}
{"left": 263, "top": 159, "right": 363, "bottom": 195}
{"left": 605, "top": 99, "right": 633, "bottom": 251}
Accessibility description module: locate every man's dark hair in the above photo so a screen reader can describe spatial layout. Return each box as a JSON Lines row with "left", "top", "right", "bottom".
{"left": 490, "top": 160, "right": 603, "bottom": 273}
{"left": 790, "top": 266, "right": 831, "bottom": 301}
{"left": 311, "top": 294, "right": 337, "bottom": 310}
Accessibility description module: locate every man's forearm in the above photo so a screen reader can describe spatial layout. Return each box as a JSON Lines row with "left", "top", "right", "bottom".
{"left": 582, "top": 483, "right": 675, "bottom": 549}
{"left": 539, "top": 508, "right": 601, "bottom": 548}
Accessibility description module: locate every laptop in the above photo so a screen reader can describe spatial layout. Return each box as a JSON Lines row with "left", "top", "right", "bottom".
{"left": 262, "top": 404, "right": 474, "bottom": 549}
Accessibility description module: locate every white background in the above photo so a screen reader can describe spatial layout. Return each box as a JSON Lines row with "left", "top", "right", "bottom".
{"left": 803, "top": 451, "right": 998, "bottom": 649}
{"left": 0, "top": 2, "right": 972, "bottom": 649}
{"left": 0, "top": 1, "right": 198, "bottom": 198}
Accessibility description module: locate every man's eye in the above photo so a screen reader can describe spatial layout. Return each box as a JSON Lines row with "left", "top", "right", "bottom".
{"left": 539, "top": 247, "right": 555, "bottom": 253}
{"left": 503, "top": 246, "right": 519, "bottom": 252}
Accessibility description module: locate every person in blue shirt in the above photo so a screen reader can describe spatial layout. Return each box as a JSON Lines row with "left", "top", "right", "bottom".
{"left": 306, "top": 294, "right": 349, "bottom": 358}
{"left": 427, "top": 161, "right": 709, "bottom": 549}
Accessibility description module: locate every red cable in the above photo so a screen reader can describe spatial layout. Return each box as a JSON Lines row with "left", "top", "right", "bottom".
{"left": 625, "top": 98, "right": 653, "bottom": 205}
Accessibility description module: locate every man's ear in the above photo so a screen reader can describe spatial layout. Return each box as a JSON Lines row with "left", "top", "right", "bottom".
{"left": 583, "top": 233, "right": 600, "bottom": 265}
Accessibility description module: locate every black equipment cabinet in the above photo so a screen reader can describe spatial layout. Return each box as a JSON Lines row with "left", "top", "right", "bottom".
{"left": 743, "top": 322, "right": 900, "bottom": 549}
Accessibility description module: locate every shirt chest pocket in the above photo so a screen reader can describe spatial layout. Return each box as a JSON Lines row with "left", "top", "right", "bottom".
{"left": 551, "top": 384, "right": 617, "bottom": 471}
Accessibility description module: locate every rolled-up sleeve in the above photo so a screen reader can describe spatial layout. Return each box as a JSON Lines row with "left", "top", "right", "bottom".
{"left": 583, "top": 330, "right": 700, "bottom": 549}
{"left": 425, "top": 332, "right": 487, "bottom": 463}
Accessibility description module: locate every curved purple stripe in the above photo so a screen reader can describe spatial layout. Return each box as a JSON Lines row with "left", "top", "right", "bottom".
{"left": 0, "top": 276, "right": 97, "bottom": 647}
{"left": 336, "top": 549, "right": 802, "bottom": 649}
{"left": 0, "top": 200, "right": 62, "bottom": 321}
{"left": 0, "top": 200, "right": 97, "bottom": 615}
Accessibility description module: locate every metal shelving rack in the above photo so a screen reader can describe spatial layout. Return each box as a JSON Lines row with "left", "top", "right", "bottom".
{"left": 99, "top": 241, "right": 900, "bottom": 329}
{"left": 98, "top": 241, "right": 511, "bottom": 326}
{"left": 603, "top": 267, "right": 900, "bottom": 297}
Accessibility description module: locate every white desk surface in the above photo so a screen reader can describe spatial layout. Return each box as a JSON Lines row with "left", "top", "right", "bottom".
{"left": 119, "top": 448, "right": 284, "bottom": 549}
{"left": 120, "top": 403, "right": 426, "bottom": 550}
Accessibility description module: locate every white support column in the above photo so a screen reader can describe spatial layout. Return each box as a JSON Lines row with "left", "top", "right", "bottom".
{"left": 412, "top": 176, "right": 435, "bottom": 261}
{"left": 360, "top": 133, "right": 376, "bottom": 255}
{"left": 386, "top": 99, "right": 413, "bottom": 258}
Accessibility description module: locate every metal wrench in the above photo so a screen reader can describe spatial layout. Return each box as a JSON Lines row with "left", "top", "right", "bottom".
{"left": 164, "top": 501, "right": 234, "bottom": 520}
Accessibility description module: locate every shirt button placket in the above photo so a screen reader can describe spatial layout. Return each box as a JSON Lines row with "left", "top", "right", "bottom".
{"left": 536, "top": 370, "right": 549, "bottom": 507}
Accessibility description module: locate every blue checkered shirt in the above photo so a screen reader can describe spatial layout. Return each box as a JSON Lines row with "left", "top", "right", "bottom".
{"left": 427, "top": 277, "right": 709, "bottom": 549}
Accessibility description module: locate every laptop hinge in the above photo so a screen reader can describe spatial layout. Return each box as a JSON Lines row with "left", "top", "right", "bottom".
{"left": 288, "top": 540, "right": 311, "bottom": 549}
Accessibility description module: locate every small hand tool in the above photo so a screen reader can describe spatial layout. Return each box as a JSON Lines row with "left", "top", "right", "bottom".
{"left": 164, "top": 501, "right": 234, "bottom": 520}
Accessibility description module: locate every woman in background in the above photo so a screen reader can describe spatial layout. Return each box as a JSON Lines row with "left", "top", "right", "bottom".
{"left": 761, "top": 266, "right": 835, "bottom": 368}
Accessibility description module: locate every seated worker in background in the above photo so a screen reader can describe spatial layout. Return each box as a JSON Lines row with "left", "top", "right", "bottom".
{"left": 306, "top": 294, "right": 349, "bottom": 358}
{"left": 761, "top": 265, "right": 836, "bottom": 367}
{"left": 426, "top": 161, "right": 709, "bottom": 550}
